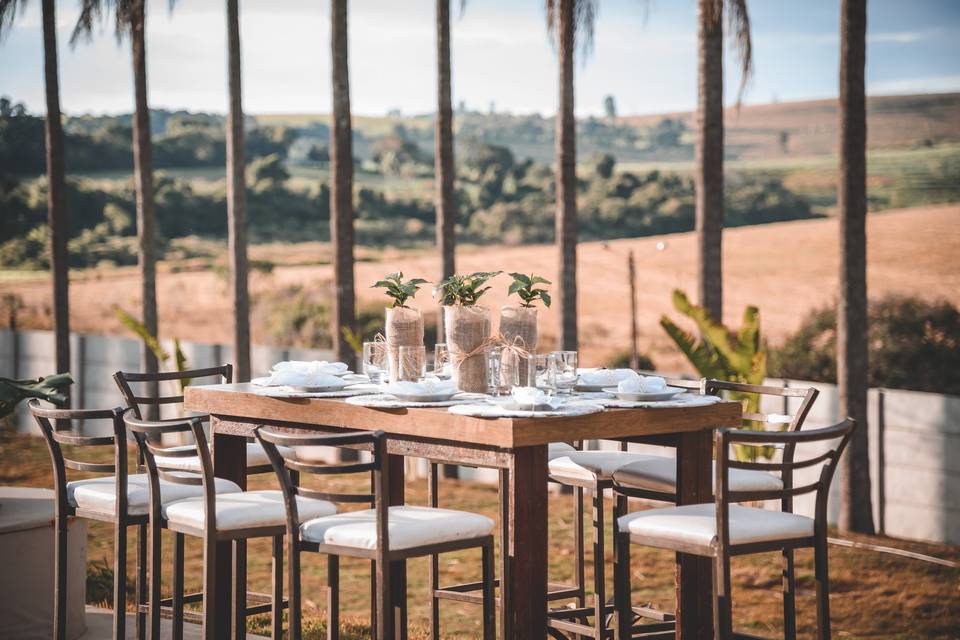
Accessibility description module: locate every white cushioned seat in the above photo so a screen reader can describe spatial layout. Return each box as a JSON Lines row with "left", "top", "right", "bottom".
{"left": 549, "top": 450, "right": 663, "bottom": 484}
{"left": 163, "top": 490, "right": 337, "bottom": 531}
{"left": 67, "top": 474, "right": 242, "bottom": 517}
{"left": 612, "top": 455, "right": 784, "bottom": 494}
{"left": 618, "top": 504, "right": 814, "bottom": 551}
{"left": 548, "top": 442, "right": 577, "bottom": 460}
{"left": 300, "top": 505, "right": 495, "bottom": 551}
{"left": 154, "top": 442, "right": 292, "bottom": 472}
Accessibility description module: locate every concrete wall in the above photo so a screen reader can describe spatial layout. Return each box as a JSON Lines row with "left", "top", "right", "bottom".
{"left": 3, "top": 329, "right": 958, "bottom": 545}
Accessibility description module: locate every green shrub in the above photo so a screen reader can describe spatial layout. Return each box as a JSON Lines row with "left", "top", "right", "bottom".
{"left": 768, "top": 296, "right": 960, "bottom": 396}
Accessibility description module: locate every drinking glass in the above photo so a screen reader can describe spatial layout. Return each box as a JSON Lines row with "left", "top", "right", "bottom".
{"left": 487, "top": 347, "right": 504, "bottom": 395}
{"left": 362, "top": 341, "right": 387, "bottom": 385}
{"left": 549, "top": 350, "right": 579, "bottom": 394}
{"left": 398, "top": 345, "right": 426, "bottom": 382}
{"left": 433, "top": 343, "right": 451, "bottom": 379}
{"left": 528, "top": 354, "right": 555, "bottom": 393}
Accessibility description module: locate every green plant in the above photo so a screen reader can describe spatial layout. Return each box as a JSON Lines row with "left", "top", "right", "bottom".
{"left": 433, "top": 271, "right": 502, "bottom": 306}
{"left": 114, "top": 307, "right": 190, "bottom": 390}
{"left": 507, "top": 272, "right": 552, "bottom": 308}
{"left": 0, "top": 373, "right": 74, "bottom": 421}
{"left": 660, "top": 289, "right": 767, "bottom": 459}
{"left": 371, "top": 272, "right": 428, "bottom": 308}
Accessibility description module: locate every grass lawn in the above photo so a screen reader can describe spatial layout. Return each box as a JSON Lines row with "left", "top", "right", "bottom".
{"left": 2, "top": 431, "right": 958, "bottom": 639}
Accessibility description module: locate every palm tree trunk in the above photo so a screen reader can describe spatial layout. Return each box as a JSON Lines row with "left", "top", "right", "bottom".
{"left": 435, "top": 0, "right": 456, "bottom": 326}
{"left": 41, "top": 0, "right": 70, "bottom": 386}
{"left": 330, "top": 0, "right": 355, "bottom": 365}
{"left": 130, "top": 0, "right": 159, "bottom": 399}
{"left": 695, "top": 0, "right": 724, "bottom": 321}
{"left": 226, "top": 0, "right": 250, "bottom": 381}
{"left": 555, "top": 0, "right": 577, "bottom": 351}
{"left": 837, "top": 0, "right": 874, "bottom": 535}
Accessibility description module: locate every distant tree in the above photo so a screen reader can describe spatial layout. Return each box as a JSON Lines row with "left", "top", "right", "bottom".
{"left": 837, "top": 0, "right": 873, "bottom": 535}
{"left": 0, "top": 0, "right": 71, "bottom": 390}
{"left": 247, "top": 153, "right": 289, "bottom": 190}
{"left": 593, "top": 152, "right": 615, "bottom": 179}
{"left": 329, "top": 0, "right": 356, "bottom": 365}
{"left": 603, "top": 94, "right": 617, "bottom": 120}
{"left": 462, "top": 139, "right": 514, "bottom": 175}
{"left": 307, "top": 144, "right": 330, "bottom": 163}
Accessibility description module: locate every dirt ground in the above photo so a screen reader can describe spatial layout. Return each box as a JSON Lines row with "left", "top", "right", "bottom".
{"left": 1, "top": 432, "right": 958, "bottom": 639}
{"left": 2, "top": 203, "right": 958, "bottom": 375}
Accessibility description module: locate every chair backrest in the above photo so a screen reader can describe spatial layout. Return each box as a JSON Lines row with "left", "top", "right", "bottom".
{"left": 113, "top": 364, "right": 233, "bottom": 420}
{"left": 124, "top": 414, "right": 214, "bottom": 526}
{"left": 28, "top": 400, "right": 128, "bottom": 517}
{"left": 705, "top": 379, "right": 818, "bottom": 434}
{"left": 715, "top": 418, "right": 856, "bottom": 536}
{"left": 255, "top": 427, "right": 388, "bottom": 548}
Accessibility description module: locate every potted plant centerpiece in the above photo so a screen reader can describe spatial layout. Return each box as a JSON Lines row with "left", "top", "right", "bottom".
{"left": 501, "top": 273, "right": 551, "bottom": 385}
{"left": 372, "top": 272, "right": 428, "bottom": 383}
{"left": 434, "top": 271, "right": 501, "bottom": 393}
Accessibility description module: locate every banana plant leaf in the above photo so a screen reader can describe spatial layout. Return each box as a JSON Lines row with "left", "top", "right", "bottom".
{"left": 0, "top": 373, "right": 74, "bottom": 420}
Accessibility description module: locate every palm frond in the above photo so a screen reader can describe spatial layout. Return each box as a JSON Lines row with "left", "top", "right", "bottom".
{"left": 0, "top": 0, "right": 27, "bottom": 41}
{"left": 725, "top": 0, "right": 753, "bottom": 106}
{"left": 545, "top": 0, "right": 599, "bottom": 58}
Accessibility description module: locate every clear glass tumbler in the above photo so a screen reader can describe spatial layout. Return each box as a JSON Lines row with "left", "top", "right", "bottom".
{"left": 362, "top": 341, "right": 387, "bottom": 385}
{"left": 433, "top": 343, "right": 451, "bottom": 379}
{"left": 398, "top": 345, "right": 426, "bottom": 382}
{"left": 528, "top": 353, "right": 555, "bottom": 392}
{"left": 549, "top": 350, "right": 579, "bottom": 394}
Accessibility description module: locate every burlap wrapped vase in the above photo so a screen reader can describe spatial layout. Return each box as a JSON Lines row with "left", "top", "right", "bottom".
{"left": 444, "top": 305, "right": 492, "bottom": 393}
{"left": 499, "top": 305, "right": 538, "bottom": 386}
{"left": 385, "top": 306, "right": 424, "bottom": 383}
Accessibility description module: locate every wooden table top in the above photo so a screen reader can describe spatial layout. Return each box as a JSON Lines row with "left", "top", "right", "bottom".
{"left": 185, "top": 383, "right": 742, "bottom": 449}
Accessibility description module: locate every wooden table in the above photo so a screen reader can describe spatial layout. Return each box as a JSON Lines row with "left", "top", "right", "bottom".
{"left": 185, "top": 383, "right": 741, "bottom": 639}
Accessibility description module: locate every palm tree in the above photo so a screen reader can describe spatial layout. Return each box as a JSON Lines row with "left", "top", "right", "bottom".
{"left": 837, "top": 0, "right": 874, "bottom": 535}
{"left": 435, "top": 0, "right": 457, "bottom": 331}
{"left": 546, "top": 0, "right": 596, "bottom": 351}
{"left": 226, "top": 0, "right": 250, "bottom": 381}
{"left": 73, "top": 0, "right": 159, "bottom": 394}
{"left": 330, "top": 0, "right": 355, "bottom": 364}
{"left": 0, "top": 0, "right": 71, "bottom": 389}
{"left": 695, "top": 0, "right": 752, "bottom": 322}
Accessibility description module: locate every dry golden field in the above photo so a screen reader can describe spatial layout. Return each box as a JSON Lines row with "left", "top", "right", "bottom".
{"left": 1, "top": 203, "right": 958, "bottom": 374}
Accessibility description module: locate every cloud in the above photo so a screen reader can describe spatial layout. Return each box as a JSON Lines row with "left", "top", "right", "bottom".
{"left": 868, "top": 74, "right": 960, "bottom": 94}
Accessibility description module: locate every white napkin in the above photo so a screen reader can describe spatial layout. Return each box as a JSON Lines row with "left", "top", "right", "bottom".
{"left": 387, "top": 378, "right": 458, "bottom": 396}
{"left": 259, "top": 368, "right": 348, "bottom": 388}
{"left": 510, "top": 386, "right": 564, "bottom": 409}
{"left": 618, "top": 375, "right": 667, "bottom": 393}
{"left": 578, "top": 368, "right": 639, "bottom": 387}
{"left": 271, "top": 360, "right": 350, "bottom": 376}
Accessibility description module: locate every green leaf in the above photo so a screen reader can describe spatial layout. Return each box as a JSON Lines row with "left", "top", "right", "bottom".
{"left": 508, "top": 272, "right": 531, "bottom": 285}
{"left": 114, "top": 307, "right": 170, "bottom": 364}
{"left": 508, "top": 281, "right": 524, "bottom": 295}
{"left": 530, "top": 276, "right": 552, "bottom": 285}
{"left": 371, "top": 279, "right": 394, "bottom": 289}
{"left": 0, "top": 374, "right": 75, "bottom": 419}
{"left": 540, "top": 291, "right": 552, "bottom": 307}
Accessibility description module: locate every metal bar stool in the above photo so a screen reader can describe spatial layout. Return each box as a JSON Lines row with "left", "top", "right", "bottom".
{"left": 614, "top": 419, "right": 856, "bottom": 640}
{"left": 256, "top": 427, "right": 497, "bottom": 640}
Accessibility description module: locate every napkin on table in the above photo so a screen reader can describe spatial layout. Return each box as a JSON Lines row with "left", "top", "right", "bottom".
{"left": 618, "top": 375, "right": 667, "bottom": 393}
{"left": 577, "top": 368, "right": 639, "bottom": 387}
{"left": 386, "top": 378, "right": 458, "bottom": 396}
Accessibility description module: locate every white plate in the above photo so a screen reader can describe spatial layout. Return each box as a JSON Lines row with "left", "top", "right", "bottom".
{"left": 601, "top": 386, "right": 684, "bottom": 402}
{"left": 575, "top": 383, "right": 609, "bottom": 392}
{"left": 390, "top": 391, "right": 458, "bottom": 403}
{"left": 287, "top": 382, "right": 350, "bottom": 393}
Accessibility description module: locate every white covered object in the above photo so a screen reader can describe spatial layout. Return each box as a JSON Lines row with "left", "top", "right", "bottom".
{"left": 618, "top": 375, "right": 667, "bottom": 393}
{"left": 163, "top": 490, "right": 337, "bottom": 531}
{"left": 154, "top": 442, "right": 293, "bottom": 472}
{"left": 67, "top": 474, "right": 241, "bottom": 516}
{"left": 612, "top": 456, "right": 784, "bottom": 494}
{"left": 577, "top": 368, "right": 638, "bottom": 387}
{"left": 0, "top": 487, "right": 87, "bottom": 640}
{"left": 549, "top": 450, "right": 662, "bottom": 483}
{"left": 618, "top": 503, "right": 814, "bottom": 551}
{"left": 548, "top": 442, "right": 577, "bottom": 460}
{"left": 300, "top": 505, "right": 494, "bottom": 550}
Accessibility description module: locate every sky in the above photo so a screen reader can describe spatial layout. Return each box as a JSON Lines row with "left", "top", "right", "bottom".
{"left": 2, "top": 0, "right": 959, "bottom": 118}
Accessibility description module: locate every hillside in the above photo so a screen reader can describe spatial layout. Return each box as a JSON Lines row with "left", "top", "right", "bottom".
{"left": 2, "top": 204, "right": 957, "bottom": 374}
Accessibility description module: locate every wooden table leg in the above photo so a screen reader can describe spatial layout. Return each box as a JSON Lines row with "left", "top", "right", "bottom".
{"left": 675, "top": 430, "right": 714, "bottom": 640}
{"left": 506, "top": 445, "right": 548, "bottom": 639}
{"left": 387, "top": 453, "right": 408, "bottom": 639}
{"left": 212, "top": 424, "right": 247, "bottom": 640}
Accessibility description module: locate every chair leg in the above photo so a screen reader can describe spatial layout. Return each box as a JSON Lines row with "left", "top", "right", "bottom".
{"left": 136, "top": 524, "right": 147, "bottom": 640}
{"left": 613, "top": 531, "right": 632, "bottom": 640}
{"left": 233, "top": 539, "right": 247, "bottom": 640}
{"left": 173, "top": 533, "right": 185, "bottom": 640}
{"left": 574, "top": 485, "right": 586, "bottom": 609}
{"left": 375, "top": 558, "right": 394, "bottom": 640}
{"left": 148, "top": 519, "right": 162, "bottom": 640}
{"left": 53, "top": 512, "right": 68, "bottom": 640}
{"left": 427, "top": 464, "right": 440, "bottom": 640}
{"left": 592, "top": 486, "right": 607, "bottom": 639}
{"left": 481, "top": 543, "right": 496, "bottom": 640}
{"left": 814, "top": 537, "right": 832, "bottom": 640}
{"left": 712, "top": 551, "right": 733, "bottom": 640}
{"left": 113, "top": 521, "right": 127, "bottom": 640}
{"left": 271, "top": 536, "right": 283, "bottom": 640}
{"left": 202, "top": 534, "right": 218, "bottom": 640}
{"left": 782, "top": 548, "right": 797, "bottom": 640}
{"left": 287, "top": 540, "right": 302, "bottom": 640}
{"left": 327, "top": 554, "right": 340, "bottom": 640}
{"left": 369, "top": 560, "right": 377, "bottom": 639}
